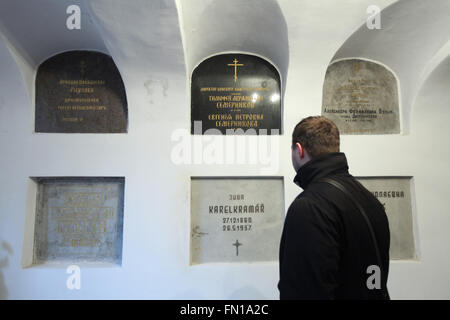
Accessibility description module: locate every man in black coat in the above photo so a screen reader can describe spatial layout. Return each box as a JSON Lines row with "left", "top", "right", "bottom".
{"left": 278, "top": 116, "right": 390, "bottom": 300}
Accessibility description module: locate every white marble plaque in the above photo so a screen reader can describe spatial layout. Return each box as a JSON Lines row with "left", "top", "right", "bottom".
{"left": 322, "top": 59, "right": 400, "bottom": 134}
{"left": 357, "top": 177, "right": 416, "bottom": 260}
{"left": 32, "top": 177, "right": 124, "bottom": 265}
{"left": 190, "top": 177, "right": 284, "bottom": 264}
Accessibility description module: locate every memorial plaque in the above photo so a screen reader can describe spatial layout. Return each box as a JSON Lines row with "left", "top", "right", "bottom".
{"left": 357, "top": 177, "right": 416, "bottom": 260}
{"left": 191, "top": 54, "right": 281, "bottom": 135}
{"left": 322, "top": 59, "right": 400, "bottom": 134}
{"left": 35, "top": 51, "right": 128, "bottom": 133}
{"left": 190, "top": 177, "right": 284, "bottom": 264}
{"left": 32, "top": 177, "right": 124, "bottom": 265}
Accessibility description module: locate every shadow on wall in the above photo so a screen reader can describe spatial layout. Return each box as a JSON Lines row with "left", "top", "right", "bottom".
{"left": 185, "top": 0, "right": 289, "bottom": 94}
{"left": 0, "top": 241, "right": 13, "bottom": 300}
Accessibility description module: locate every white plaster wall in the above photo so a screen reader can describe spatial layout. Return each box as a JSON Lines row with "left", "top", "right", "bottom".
{"left": 0, "top": 0, "right": 449, "bottom": 299}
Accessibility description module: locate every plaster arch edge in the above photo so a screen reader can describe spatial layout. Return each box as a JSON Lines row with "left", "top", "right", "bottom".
{"left": 410, "top": 39, "right": 450, "bottom": 116}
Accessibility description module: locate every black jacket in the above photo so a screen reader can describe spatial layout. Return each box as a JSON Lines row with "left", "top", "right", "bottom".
{"left": 278, "top": 152, "right": 390, "bottom": 299}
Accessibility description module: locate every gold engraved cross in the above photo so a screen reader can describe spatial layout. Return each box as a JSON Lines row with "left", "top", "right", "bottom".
{"left": 227, "top": 59, "right": 244, "bottom": 82}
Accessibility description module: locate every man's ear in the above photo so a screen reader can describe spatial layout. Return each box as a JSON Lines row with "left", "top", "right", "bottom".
{"left": 296, "top": 142, "right": 304, "bottom": 159}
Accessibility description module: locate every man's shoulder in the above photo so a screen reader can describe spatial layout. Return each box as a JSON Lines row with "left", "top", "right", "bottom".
{"left": 303, "top": 174, "right": 366, "bottom": 204}
{"left": 288, "top": 181, "right": 348, "bottom": 225}
{"left": 287, "top": 193, "right": 325, "bottom": 222}
{"left": 291, "top": 191, "right": 318, "bottom": 208}
{"left": 292, "top": 182, "right": 336, "bottom": 207}
{"left": 286, "top": 191, "right": 342, "bottom": 237}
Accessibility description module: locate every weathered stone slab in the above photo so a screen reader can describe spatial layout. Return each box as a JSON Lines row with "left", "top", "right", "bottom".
{"left": 32, "top": 177, "right": 124, "bottom": 265}
{"left": 322, "top": 59, "right": 400, "bottom": 134}
{"left": 190, "top": 177, "right": 284, "bottom": 264}
{"left": 357, "top": 177, "right": 416, "bottom": 260}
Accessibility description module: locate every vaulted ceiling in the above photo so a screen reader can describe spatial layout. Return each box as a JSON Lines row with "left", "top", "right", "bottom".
{"left": 1, "top": 0, "right": 450, "bottom": 130}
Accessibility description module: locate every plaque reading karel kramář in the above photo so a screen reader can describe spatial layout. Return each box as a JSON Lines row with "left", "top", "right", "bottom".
{"left": 190, "top": 177, "right": 284, "bottom": 264}
{"left": 32, "top": 177, "right": 124, "bottom": 265}
{"left": 357, "top": 177, "right": 416, "bottom": 260}
{"left": 322, "top": 59, "right": 400, "bottom": 134}
{"left": 191, "top": 54, "right": 281, "bottom": 134}
{"left": 35, "top": 51, "right": 127, "bottom": 133}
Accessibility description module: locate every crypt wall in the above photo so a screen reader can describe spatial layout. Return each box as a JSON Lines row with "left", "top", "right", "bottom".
{"left": 0, "top": 0, "right": 449, "bottom": 299}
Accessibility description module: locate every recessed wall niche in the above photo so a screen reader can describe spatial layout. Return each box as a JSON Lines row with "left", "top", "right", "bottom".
{"left": 35, "top": 50, "right": 128, "bottom": 133}
{"left": 23, "top": 177, "right": 125, "bottom": 267}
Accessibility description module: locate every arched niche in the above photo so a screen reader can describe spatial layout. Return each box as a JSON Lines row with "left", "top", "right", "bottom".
{"left": 35, "top": 50, "right": 128, "bottom": 133}
{"left": 191, "top": 53, "right": 281, "bottom": 135}
{"left": 322, "top": 58, "right": 400, "bottom": 135}
{"left": 177, "top": 0, "right": 289, "bottom": 92}
{"left": 329, "top": 0, "right": 450, "bottom": 134}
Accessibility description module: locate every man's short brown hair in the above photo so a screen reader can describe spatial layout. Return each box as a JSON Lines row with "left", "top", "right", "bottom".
{"left": 292, "top": 116, "right": 340, "bottom": 158}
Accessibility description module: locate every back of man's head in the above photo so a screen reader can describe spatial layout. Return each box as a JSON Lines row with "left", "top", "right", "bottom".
{"left": 292, "top": 116, "right": 340, "bottom": 158}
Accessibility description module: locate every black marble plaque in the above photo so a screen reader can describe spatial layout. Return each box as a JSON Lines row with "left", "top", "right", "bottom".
{"left": 35, "top": 51, "right": 128, "bottom": 133}
{"left": 191, "top": 54, "right": 281, "bottom": 135}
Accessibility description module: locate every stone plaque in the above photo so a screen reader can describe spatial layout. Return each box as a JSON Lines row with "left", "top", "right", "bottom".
{"left": 191, "top": 54, "right": 281, "bottom": 135}
{"left": 32, "top": 177, "right": 124, "bottom": 265}
{"left": 190, "top": 177, "right": 284, "bottom": 264}
{"left": 35, "top": 51, "right": 128, "bottom": 133}
{"left": 357, "top": 177, "right": 416, "bottom": 260}
{"left": 322, "top": 59, "right": 400, "bottom": 134}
